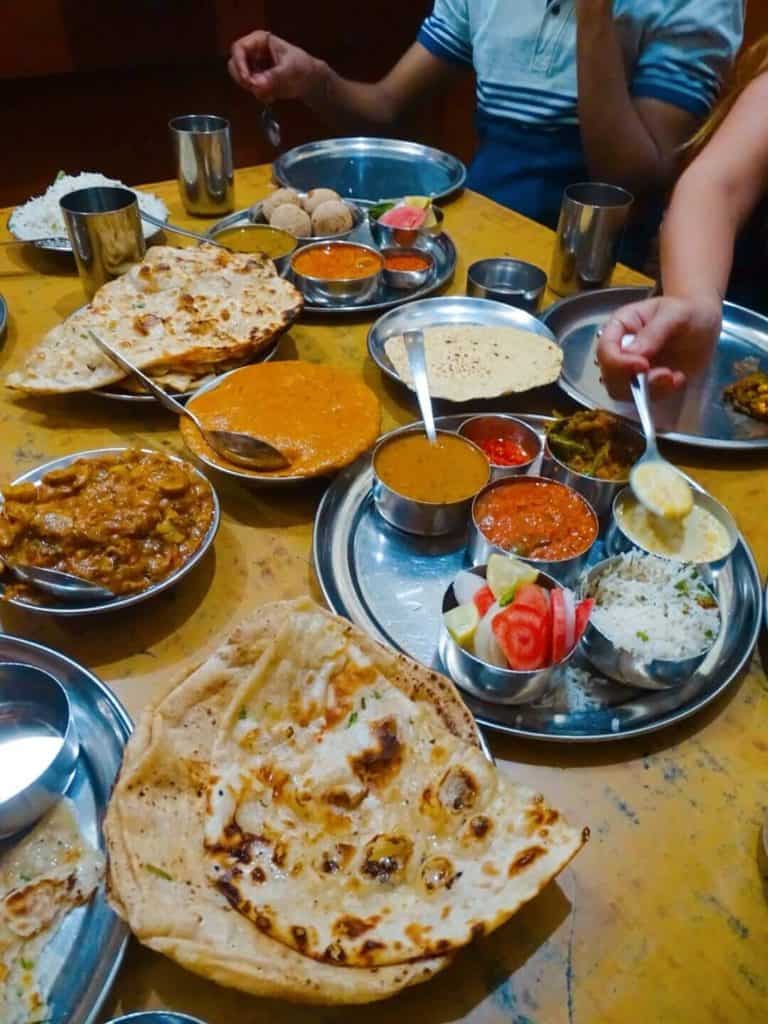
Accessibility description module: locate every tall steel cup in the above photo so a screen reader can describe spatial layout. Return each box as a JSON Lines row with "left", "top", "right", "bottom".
{"left": 169, "top": 114, "right": 235, "bottom": 216}
{"left": 60, "top": 186, "right": 145, "bottom": 299}
{"left": 549, "top": 182, "right": 634, "bottom": 296}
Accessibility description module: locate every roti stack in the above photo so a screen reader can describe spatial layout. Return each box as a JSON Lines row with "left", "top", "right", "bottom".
{"left": 384, "top": 325, "right": 563, "bottom": 402}
{"left": 105, "top": 598, "right": 586, "bottom": 1005}
{"left": 5, "top": 245, "right": 303, "bottom": 396}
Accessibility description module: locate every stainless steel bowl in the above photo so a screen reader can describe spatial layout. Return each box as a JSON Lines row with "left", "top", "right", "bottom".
{"left": 207, "top": 222, "right": 297, "bottom": 274}
{"left": 439, "top": 564, "right": 573, "bottom": 704}
{"left": 368, "top": 205, "right": 445, "bottom": 249}
{"left": 579, "top": 555, "right": 720, "bottom": 689}
{"left": 372, "top": 427, "right": 490, "bottom": 537}
{"left": 0, "top": 448, "right": 221, "bottom": 616}
{"left": 0, "top": 663, "right": 79, "bottom": 837}
{"left": 105, "top": 1014, "right": 209, "bottom": 1024}
{"left": 380, "top": 247, "right": 435, "bottom": 291}
{"left": 606, "top": 486, "right": 739, "bottom": 572}
{"left": 466, "top": 258, "right": 547, "bottom": 313}
{"left": 468, "top": 476, "right": 599, "bottom": 584}
{"left": 290, "top": 241, "right": 383, "bottom": 305}
{"left": 541, "top": 417, "right": 644, "bottom": 521}
{"left": 458, "top": 414, "right": 542, "bottom": 481}
{"left": 249, "top": 196, "right": 365, "bottom": 245}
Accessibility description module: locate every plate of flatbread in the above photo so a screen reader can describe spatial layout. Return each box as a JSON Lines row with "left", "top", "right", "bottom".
{"left": 5, "top": 245, "right": 303, "bottom": 402}
{"left": 105, "top": 598, "right": 586, "bottom": 1005}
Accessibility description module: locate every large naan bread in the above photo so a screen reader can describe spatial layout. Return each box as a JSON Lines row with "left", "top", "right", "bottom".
{"left": 384, "top": 325, "right": 563, "bottom": 402}
{"left": 6, "top": 245, "right": 302, "bottom": 394}
{"left": 105, "top": 598, "right": 585, "bottom": 1004}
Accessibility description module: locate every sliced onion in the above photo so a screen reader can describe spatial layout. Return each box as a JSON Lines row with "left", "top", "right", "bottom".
{"left": 453, "top": 570, "right": 485, "bottom": 606}
{"left": 473, "top": 600, "right": 508, "bottom": 668}
{"left": 562, "top": 587, "right": 576, "bottom": 653}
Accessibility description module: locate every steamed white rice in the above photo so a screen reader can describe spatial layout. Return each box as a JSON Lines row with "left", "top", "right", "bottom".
{"left": 586, "top": 551, "right": 720, "bottom": 660}
{"left": 9, "top": 172, "right": 168, "bottom": 241}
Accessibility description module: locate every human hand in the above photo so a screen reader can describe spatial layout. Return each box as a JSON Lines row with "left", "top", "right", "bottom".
{"left": 228, "top": 30, "right": 326, "bottom": 103}
{"left": 597, "top": 294, "right": 722, "bottom": 400}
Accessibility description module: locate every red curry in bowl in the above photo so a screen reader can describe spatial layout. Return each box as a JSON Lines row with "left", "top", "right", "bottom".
{"left": 473, "top": 477, "right": 597, "bottom": 561}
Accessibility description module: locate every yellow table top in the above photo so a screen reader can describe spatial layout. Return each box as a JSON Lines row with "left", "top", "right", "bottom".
{"left": 1, "top": 166, "right": 767, "bottom": 1024}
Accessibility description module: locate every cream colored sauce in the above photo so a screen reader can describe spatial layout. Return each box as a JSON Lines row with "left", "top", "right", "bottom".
{"left": 618, "top": 498, "right": 731, "bottom": 563}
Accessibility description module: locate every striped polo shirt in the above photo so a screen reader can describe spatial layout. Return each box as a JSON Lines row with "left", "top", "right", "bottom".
{"left": 418, "top": 0, "right": 744, "bottom": 130}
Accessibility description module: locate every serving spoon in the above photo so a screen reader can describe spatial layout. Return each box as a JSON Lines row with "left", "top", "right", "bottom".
{"left": 403, "top": 329, "right": 437, "bottom": 444}
{"left": 88, "top": 331, "right": 290, "bottom": 472}
{"left": 2, "top": 559, "right": 115, "bottom": 603}
{"left": 621, "top": 333, "right": 693, "bottom": 520}
{"left": 138, "top": 211, "right": 227, "bottom": 248}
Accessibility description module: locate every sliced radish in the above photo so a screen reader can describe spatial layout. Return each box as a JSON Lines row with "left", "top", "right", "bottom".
{"left": 473, "top": 584, "right": 496, "bottom": 617}
{"left": 574, "top": 598, "right": 594, "bottom": 643}
{"left": 453, "top": 570, "right": 485, "bottom": 606}
{"left": 562, "top": 587, "right": 576, "bottom": 653}
{"left": 473, "top": 600, "right": 508, "bottom": 668}
{"left": 492, "top": 604, "right": 549, "bottom": 671}
{"left": 551, "top": 589, "right": 568, "bottom": 664}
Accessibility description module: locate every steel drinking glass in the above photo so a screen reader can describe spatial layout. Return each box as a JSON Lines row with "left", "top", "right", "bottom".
{"left": 549, "top": 182, "right": 634, "bottom": 297}
{"left": 60, "top": 186, "right": 145, "bottom": 299}
{"left": 169, "top": 114, "right": 235, "bottom": 216}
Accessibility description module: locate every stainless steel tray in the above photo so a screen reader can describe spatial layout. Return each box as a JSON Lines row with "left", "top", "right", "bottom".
{"left": 313, "top": 414, "right": 763, "bottom": 742}
{"left": 0, "top": 294, "right": 6, "bottom": 339}
{"left": 272, "top": 137, "right": 466, "bottom": 203}
{"left": 542, "top": 287, "right": 768, "bottom": 449}
{"left": 368, "top": 295, "right": 556, "bottom": 393}
{"left": 0, "top": 447, "right": 220, "bottom": 616}
{"left": 0, "top": 634, "right": 131, "bottom": 1023}
{"left": 207, "top": 208, "right": 456, "bottom": 317}
{"left": 6, "top": 211, "right": 165, "bottom": 255}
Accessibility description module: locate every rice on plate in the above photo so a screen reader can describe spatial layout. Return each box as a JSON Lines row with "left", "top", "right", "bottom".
{"left": 584, "top": 551, "right": 720, "bottom": 661}
{"left": 9, "top": 172, "right": 168, "bottom": 241}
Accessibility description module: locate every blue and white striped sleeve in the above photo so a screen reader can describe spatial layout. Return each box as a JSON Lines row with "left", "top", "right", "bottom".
{"left": 630, "top": 0, "right": 744, "bottom": 118}
{"left": 417, "top": 0, "right": 473, "bottom": 69}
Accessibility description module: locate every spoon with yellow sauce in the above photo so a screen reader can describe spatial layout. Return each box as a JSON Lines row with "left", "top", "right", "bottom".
{"left": 621, "top": 334, "right": 693, "bottom": 520}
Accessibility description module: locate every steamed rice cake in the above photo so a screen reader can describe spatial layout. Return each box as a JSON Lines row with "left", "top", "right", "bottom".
{"left": 384, "top": 324, "right": 563, "bottom": 402}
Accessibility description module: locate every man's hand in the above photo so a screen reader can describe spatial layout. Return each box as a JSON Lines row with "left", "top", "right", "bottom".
{"left": 228, "top": 31, "right": 327, "bottom": 104}
{"left": 597, "top": 295, "right": 722, "bottom": 399}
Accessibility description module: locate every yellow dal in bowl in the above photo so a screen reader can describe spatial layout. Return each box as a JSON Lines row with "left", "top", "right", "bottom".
{"left": 374, "top": 431, "right": 489, "bottom": 504}
{"left": 212, "top": 225, "right": 296, "bottom": 258}
{"left": 617, "top": 496, "right": 731, "bottom": 562}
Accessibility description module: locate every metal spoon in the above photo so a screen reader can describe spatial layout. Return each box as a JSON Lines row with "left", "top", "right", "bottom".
{"left": 621, "top": 333, "right": 693, "bottom": 520}
{"left": 87, "top": 331, "right": 290, "bottom": 472}
{"left": 404, "top": 329, "right": 437, "bottom": 444}
{"left": 138, "top": 211, "right": 227, "bottom": 248}
{"left": 261, "top": 104, "right": 282, "bottom": 148}
{"left": 3, "top": 560, "right": 115, "bottom": 603}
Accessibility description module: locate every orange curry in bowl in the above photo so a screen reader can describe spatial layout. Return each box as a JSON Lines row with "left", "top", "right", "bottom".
{"left": 474, "top": 478, "right": 597, "bottom": 560}
{"left": 292, "top": 243, "right": 382, "bottom": 281}
{"left": 181, "top": 361, "right": 381, "bottom": 479}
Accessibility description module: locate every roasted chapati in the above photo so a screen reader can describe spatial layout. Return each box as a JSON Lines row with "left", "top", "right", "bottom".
{"left": 384, "top": 325, "right": 563, "bottom": 402}
{"left": 105, "top": 598, "right": 585, "bottom": 1004}
{"left": 6, "top": 245, "right": 302, "bottom": 395}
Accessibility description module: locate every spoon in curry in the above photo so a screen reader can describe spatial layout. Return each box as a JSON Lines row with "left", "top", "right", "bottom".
{"left": 1, "top": 560, "right": 115, "bottom": 603}
{"left": 403, "top": 329, "right": 437, "bottom": 444}
{"left": 88, "top": 332, "right": 290, "bottom": 472}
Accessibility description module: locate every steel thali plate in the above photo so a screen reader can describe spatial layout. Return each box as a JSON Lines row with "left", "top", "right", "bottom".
{"left": 0, "top": 634, "right": 131, "bottom": 1023}
{"left": 207, "top": 206, "right": 457, "bottom": 317}
{"left": 272, "top": 137, "right": 466, "bottom": 204}
{"left": 542, "top": 287, "right": 768, "bottom": 450}
{"left": 313, "top": 414, "right": 763, "bottom": 742}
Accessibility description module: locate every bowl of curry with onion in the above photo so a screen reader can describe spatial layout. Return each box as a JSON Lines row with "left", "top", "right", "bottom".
{"left": 290, "top": 240, "right": 383, "bottom": 305}
{"left": 0, "top": 447, "right": 219, "bottom": 615}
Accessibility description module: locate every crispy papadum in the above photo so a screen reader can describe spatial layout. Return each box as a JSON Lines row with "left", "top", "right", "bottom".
{"left": 6, "top": 245, "right": 302, "bottom": 395}
{"left": 105, "top": 599, "right": 585, "bottom": 1004}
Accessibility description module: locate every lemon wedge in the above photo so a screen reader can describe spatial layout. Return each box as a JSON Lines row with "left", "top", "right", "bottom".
{"left": 486, "top": 553, "right": 538, "bottom": 601}
{"left": 443, "top": 603, "right": 479, "bottom": 647}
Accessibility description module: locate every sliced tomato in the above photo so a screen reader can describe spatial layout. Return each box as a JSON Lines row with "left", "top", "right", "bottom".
{"left": 550, "top": 589, "right": 569, "bottom": 664}
{"left": 574, "top": 598, "right": 594, "bottom": 643}
{"left": 473, "top": 584, "right": 496, "bottom": 617}
{"left": 492, "top": 604, "right": 548, "bottom": 671}
{"left": 513, "top": 583, "right": 550, "bottom": 619}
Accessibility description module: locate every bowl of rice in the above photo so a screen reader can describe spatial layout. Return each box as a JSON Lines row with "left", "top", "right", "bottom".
{"left": 579, "top": 551, "right": 721, "bottom": 689}
{"left": 8, "top": 172, "right": 168, "bottom": 253}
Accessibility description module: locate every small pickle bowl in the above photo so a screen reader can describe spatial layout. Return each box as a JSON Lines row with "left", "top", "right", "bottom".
{"left": 458, "top": 414, "right": 542, "bottom": 481}
{"left": 605, "top": 486, "right": 739, "bottom": 573}
{"left": 438, "top": 564, "right": 573, "bottom": 705}
{"left": 0, "top": 663, "right": 79, "bottom": 838}
{"left": 578, "top": 555, "right": 720, "bottom": 690}
{"left": 541, "top": 418, "right": 644, "bottom": 521}
{"left": 380, "top": 247, "right": 435, "bottom": 291}
{"left": 290, "top": 240, "right": 383, "bottom": 305}
{"left": 372, "top": 427, "right": 490, "bottom": 537}
{"left": 207, "top": 222, "right": 298, "bottom": 274}
{"left": 368, "top": 204, "right": 445, "bottom": 249}
{"left": 466, "top": 258, "right": 547, "bottom": 314}
{"left": 468, "top": 476, "right": 599, "bottom": 585}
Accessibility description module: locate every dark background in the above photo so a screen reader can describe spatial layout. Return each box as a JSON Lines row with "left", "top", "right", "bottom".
{"left": 1, "top": 0, "right": 765, "bottom": 207}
